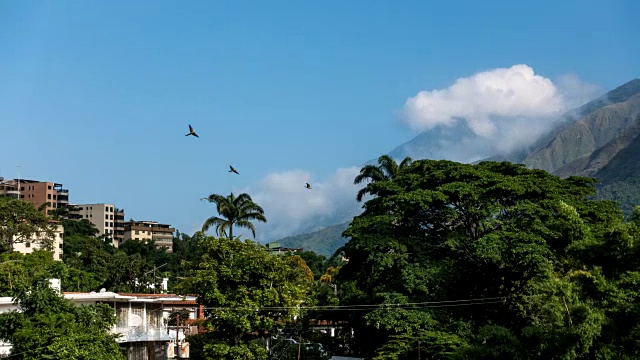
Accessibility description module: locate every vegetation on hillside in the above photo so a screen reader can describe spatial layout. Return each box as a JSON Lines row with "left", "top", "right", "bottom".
{"left": 271, "top": 222, "right": 350, "bottom": 257}
{"left": 337, "top": 159, "right": 640, "bottom": 359}
{"left": 3, "top": 156, "right": 640, "bottom": 358}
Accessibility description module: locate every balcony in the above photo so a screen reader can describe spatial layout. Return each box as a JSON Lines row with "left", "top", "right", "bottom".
{"left": 3, "top": 190, "right": 19, "bottom": 199}
{"left": 112, "top": 326, "right": 173, "bottom": 343}
{"left": 56, "top": 189, "right": 69, "bottom": 194}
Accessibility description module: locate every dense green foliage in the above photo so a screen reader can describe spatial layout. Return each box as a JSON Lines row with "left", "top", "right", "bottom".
{"left": 335, "top": 159, "right": 640, "bottom": 359}
{"left": 0, "top": 197, "right": 55, "bottom": 252}
{"left": 4, "top": 157, "right": 640, "bottom": 359}
{"left": 596, "top": 176, "right": 640, "bottom": 217}
{"left": 0, "top": 279, "right": 125, "bottom": 360}
{"left": 177, "top": 235, "right": 315, "bottom": 359}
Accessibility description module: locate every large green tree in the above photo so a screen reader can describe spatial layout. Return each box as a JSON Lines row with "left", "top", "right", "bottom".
{"left": 0, "top": 197, "right": 56, "bottom": 252}
{"left": 0, "top": 279, "right": 125, "bottom": 360}
{"left": 354, "top": 154, "right": 413, "bottom": 202}
{"left": 337, "top": 159, "right": 640, "bottom": 359}
{"left": 201, "top": 192, "right": 267, "bottom": 239}
{"left": 177, "top": 235, "right": 313, "bottom": 360}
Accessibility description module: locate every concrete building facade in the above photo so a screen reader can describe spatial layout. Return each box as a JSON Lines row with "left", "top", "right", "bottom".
{"left": 123, "top": 221, "right": 175, "bottom": 252}
{"left": 11, "top": 221, "right": 64, "bottom": 260}
{"left": 69, "top": 203, "right": 126, "bottom": 247}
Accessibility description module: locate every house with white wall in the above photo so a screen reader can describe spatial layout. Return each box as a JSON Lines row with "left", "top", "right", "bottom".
{"left": 0, "top": 287, "right": 202, "bottom": 360}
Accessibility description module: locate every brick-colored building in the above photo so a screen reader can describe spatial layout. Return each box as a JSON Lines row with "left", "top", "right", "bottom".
{"left": 0, "top": 179, "right": 68, "bottom": 216}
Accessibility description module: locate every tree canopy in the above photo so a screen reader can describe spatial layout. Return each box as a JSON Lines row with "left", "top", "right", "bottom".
{"left": 201, "top": 192, "right": 267, "bottom": 239}
{"left": 177, "top": 235, "right": 314, "bottom": 359}
{"left": 0, "top": 197, "right": 55, "bottom": 252}
{"left": 0, "top": 279, "right": 125, "bottom": 360}
{"left": 335, "top": 159, "right": 640, "bottom": 359}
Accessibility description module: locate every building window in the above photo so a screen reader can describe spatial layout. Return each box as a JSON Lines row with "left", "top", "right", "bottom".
{"left": 47, "top": 194, "right": 51, "bottom": 199}
{"left": 48, "top": 185, "right": 51, "bottom": 190}
{"left": 110, "top": 222, "right": 113, "bottom": 227}
{"left": 59, "top": 254, "right": 63, "bottom": 259}
{"left": 26, "top": 242, "right": 31, "bottom": 248}
{"left": 59, "top": 243, "right": 63, "bottom": 249}
{"left": 135, "top": 230, "right": 139, "bottom": 235}
{"left": 105, "top": 221, "right": 109, "bottom": 227}
{"left": 110, "top": 215, "right": 113, "bottom": 220}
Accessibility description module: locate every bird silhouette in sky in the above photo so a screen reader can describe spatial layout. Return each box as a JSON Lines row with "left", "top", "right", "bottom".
{"left": 185, "top": 124, "right": 199, "bottom": 138}
{"left": 229, "top": 165, "right": 239, "bottom": 175}
{"left": 305, "top": 182, "right": 312, "bottom": 189}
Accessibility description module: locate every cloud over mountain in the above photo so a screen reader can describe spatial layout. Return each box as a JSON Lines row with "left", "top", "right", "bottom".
{"left": 396, "top": 64, "right": 601, "bottom": 159}
{"left": 235, "top": 166, "right": 363, "bottom": 242}
{"left": 236, "top": 65, "right": 601, "bottom": 242}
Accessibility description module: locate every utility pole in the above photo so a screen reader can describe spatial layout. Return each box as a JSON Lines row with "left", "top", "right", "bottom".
{"left": 297, "top": 335, "right": 302, "bottom": 360}
{"left": 176, "top": 313, "right": 180, "bottom": 359}
{"left": 418, "top": 340, "right": 421, "bottom": 359}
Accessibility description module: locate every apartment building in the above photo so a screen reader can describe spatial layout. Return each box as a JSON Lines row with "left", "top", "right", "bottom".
{"left": 69, "top": 204, "right": 126, "bottom": 247}
{"left": 124, "top": 220, "right": 176, "bottom": 252}
{"left": 0, "top": 179, "right": 69, "bottom": 215}
{"left": 0, "top": 177, "right": 19, "bottom": 199}
{"left": 11, "top": 221, "right": 64, "bottom": 260}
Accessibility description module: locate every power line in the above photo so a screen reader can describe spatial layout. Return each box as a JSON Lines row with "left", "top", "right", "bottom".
{"left": 202, "top": 296, "right": 507, "bottom": 312}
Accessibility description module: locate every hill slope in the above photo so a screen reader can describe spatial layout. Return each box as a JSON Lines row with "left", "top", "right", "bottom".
{"left": 522, "top": 92, "right": 640, "bottom": 174}
{"left": 280, "top": 79, "right": 640, "bottom": 253}
{"left": 269, "top": 222, "right": 350, "bottom": 257}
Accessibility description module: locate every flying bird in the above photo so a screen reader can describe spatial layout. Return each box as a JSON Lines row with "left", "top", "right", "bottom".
{"left": 185, "top": 124, "right": 199, "bottom": 138}
{"left": 305, "top": 182, "right": 311, "bottom": 189}
{"left": 229, "top": 165, "right": 239, "bottom": 175}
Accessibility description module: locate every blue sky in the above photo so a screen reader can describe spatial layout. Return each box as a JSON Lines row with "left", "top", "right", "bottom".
{"left": 1, "top": 0, "right": 638, "bottom": 241}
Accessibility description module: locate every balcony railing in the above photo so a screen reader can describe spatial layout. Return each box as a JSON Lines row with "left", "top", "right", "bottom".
{"left": 56, "top": 189, "right": 69, "bottom": 194}
{"left": 112, "top": 325, "right": 173, "bottom": 343}
{"left": 3, "top": 190, "right": 19, "bottom": 199}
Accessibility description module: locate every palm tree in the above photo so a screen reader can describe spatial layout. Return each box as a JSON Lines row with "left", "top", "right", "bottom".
{"left": 201, "top": 192, "right": 267, "bottom": 239}
{"left": 353, "top": 154, "right": 413, "bottom": 202}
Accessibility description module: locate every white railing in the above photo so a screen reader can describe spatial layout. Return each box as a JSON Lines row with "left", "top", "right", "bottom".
{"left": 112, "top": 325, "right": 173, "bottom": 343}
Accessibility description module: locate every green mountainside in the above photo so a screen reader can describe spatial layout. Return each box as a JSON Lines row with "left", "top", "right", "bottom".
{"left": 268, "top": 221, "right": 350, "bottom": 257}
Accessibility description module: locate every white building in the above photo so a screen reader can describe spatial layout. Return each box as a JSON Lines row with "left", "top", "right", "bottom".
{"left": 11, "top": 221, "right": 64, "bottom": 260}
{"left": 0, "top": 288, "right": 201, "bottom": 359}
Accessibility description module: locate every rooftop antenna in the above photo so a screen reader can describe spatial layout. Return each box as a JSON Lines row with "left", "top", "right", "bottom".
{"left": 17, "top": 163, "right": 21, "bottom": 198}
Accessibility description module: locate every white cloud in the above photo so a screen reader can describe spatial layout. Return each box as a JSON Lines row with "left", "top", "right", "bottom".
{"left": 233, "top": 167, "right": 364, "bottom": 242}
{"left": 400, "top": 64, "right": 601, "bottom": 156}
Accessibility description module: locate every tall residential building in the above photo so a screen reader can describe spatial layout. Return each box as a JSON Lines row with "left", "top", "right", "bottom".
{"left": 69, "top": 204, "right": 125, "bottom": 247}
{"left": 11, "top": 221, "right": 64, "bottom": 261}
{"left": 114, "top": 208, "right": 125, "bottom": 245}
{"left": 123, "top": 220, "right": 175, "bottom": 252}
{"left": 0, "top": 179, "right": 68, "bottom": 215}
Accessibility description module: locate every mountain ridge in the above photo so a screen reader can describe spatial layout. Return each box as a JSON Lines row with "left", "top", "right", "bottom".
{"left": 273, "top": 78, "right": 640, "bottom": 256}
